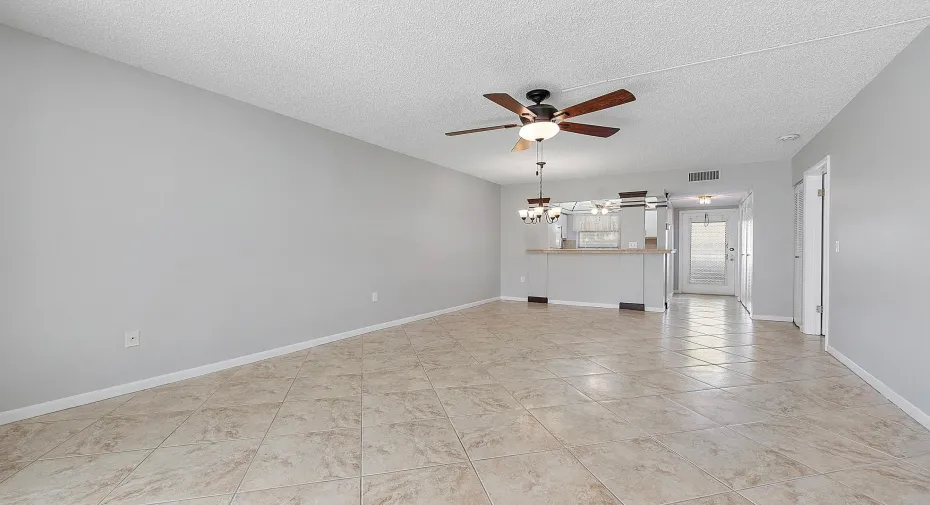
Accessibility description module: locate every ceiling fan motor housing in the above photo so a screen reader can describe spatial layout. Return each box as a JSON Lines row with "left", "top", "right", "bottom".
{"left": 523, "top": 103, "right": 557, "bottom": 125}
{"left": 525, "top": 89, "right": 551, "bottom": 104}
{"left": 523, "top": 89, "right": 557, "bottom": 125}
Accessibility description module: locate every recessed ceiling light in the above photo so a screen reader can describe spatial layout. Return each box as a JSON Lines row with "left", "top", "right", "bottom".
{"left": 779, "top": 133, "right": 801, "bottom": 141}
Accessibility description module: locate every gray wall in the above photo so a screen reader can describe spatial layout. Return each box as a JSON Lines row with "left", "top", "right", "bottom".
{"left": 501, "top": 161, "right": 794, "bottom": 318}
{"left": 792, "top": 27, "right": 930, "bottom": 413}
{"left": 0, "top": 26, "right": 501, "bottom": 413}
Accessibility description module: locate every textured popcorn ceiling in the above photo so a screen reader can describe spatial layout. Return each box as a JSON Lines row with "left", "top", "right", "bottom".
{"left": 2, "top": 1, "right": 928, "bottom": 184}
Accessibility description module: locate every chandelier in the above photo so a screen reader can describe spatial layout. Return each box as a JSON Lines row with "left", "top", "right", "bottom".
{"left": 518, "top": 142, "right": 561, "bottom": 224}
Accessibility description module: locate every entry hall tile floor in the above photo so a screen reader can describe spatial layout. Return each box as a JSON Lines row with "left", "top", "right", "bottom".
{"left": 2, "top": 295, "right": 929, "bottom": 504}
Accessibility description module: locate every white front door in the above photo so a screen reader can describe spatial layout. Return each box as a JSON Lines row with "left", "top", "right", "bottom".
{"left": 680, "top": 209, "right": 738, "bottom": 295}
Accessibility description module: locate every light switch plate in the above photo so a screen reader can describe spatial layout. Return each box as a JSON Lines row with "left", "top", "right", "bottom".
{"left": 372, "top": 292, "right": 378, "bottom": 302}
{"left": 520, "top": 276, "right": 525, "bottom": 283}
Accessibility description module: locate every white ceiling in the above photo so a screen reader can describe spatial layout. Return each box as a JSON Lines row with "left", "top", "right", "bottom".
{"left": 2, "top": 1, "right": 928, "bottom": 184}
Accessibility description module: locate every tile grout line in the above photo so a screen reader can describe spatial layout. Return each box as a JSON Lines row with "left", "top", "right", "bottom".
{"left": 497, "top": 371, "right": 631, "bottom": 505}
{"left": 645, "top": 421, "right": 748, "bottom": 494}
{"left": 228, "top": 366, "right": 300, "bottom": 500}
{"left": 5, "top": 394, "right": 142, "bottom": 486}
{"left": 1, "top": 387, "right": 182, "bottom": 497}
{"left": 647, "top": 421, "right": 915, "bottom": 502}
{"left": 92, "top": 397, "right": 212, "bottom": 505}
{"left": 4, "top": 300, "right": 922, "bottom": 504}
{"left": 410, "top": 321, "right": 499, "bottom": 505}
{"left": 658, "top": 390, "right": 909, "bottom": 464}
{"left": 88, "top": 379, "right": 233, "bottom": 505}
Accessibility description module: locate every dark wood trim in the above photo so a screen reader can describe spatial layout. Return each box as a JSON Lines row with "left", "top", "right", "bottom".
{"left": 618, "top": 302, "right": 645, "bottom": 311}
{"left": 527, "top": 296, "right": 549, "bottom": 304}
{"left": 527, "top": 197, "right": 551, "bottom": 206}
{"left": 618, "top": 191, "right": 648, "bottom": 199}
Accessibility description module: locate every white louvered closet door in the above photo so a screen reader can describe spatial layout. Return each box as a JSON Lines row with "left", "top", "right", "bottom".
{"left": 744, "top": 195, "right": 754, "bottom": 314}
{"left": 793, "top": 183, "right": 804, "bottom": 326}
{"left": 739, "top": 198, "right": 749, "bottom": 309}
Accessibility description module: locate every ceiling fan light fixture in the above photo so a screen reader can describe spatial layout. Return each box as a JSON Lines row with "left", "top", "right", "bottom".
{"left": 519, "top": 121, "right": 560, "bottom": 141}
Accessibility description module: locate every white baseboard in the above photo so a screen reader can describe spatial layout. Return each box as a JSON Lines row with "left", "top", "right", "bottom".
{"left": 827, "top": 345, "right": 930, "bottom": 431}
{"left": 499, "top": 296, "right": 527, "bottom": 302}
{"left": 0, "top": 297, "right": 500, "bottom": 425}
{"left": 752, "top": 314, "right": 794, "bottom": 322}
{"left": 549, "top": 299, "right": 617, "bottom": 309}
{"left": 645, "top": 306, "right": 666, "bottom": 313}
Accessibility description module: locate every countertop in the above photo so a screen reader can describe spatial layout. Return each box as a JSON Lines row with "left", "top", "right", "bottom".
{"left": 526, "top": 248, "right": 676, "bottom": 254}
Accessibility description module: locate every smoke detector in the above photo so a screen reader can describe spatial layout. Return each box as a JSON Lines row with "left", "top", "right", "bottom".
{"left": 779, "top": 133, "right": 801, "bottom": 142}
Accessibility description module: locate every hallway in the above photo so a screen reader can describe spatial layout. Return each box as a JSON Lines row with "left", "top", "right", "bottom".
{"left": 1, "top": 296, "right": 928, "bottom": 504}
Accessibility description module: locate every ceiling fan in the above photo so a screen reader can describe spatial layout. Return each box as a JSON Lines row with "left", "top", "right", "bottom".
{"left": 445, "top": 88, "right": 635, "bottom": 151}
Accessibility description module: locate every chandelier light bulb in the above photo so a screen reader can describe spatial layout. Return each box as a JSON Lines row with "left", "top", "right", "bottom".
{"left": 591, "top": 207, "right": 599, "bottom": 215}
{"left": 601, "top": 207, "right": 608, "bottom": 215}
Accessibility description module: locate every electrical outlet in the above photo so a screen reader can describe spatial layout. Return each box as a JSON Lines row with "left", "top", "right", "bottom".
{"left": 835, "top": 240, "right": 840, "bottom": 252}
{"left": 628, "top": 241, "right": 638, "bottom": 248}
{"left": 125, "top": 330, "right": 140, "bottom": 348}
{"left": 520, "top": 276, "right": 526, "bottom": 283}
{"left": 372, "top": 292, "right": 378, "bottom": 302}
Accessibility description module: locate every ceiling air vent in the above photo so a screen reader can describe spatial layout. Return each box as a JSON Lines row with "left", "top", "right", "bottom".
{"left": 688, "top": 170, "right": 719, "bottom": 182}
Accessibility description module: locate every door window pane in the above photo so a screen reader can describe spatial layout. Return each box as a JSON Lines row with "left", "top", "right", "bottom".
{"left": 689, "top": 221, "right": 727, "bottom": 285}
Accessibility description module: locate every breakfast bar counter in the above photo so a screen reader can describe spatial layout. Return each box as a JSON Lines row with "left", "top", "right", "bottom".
{"left": 527, "top": 248, "right": 675, "bottom": 254}
{"left": 524, "top": 248, "right": 675, "bottom": 311}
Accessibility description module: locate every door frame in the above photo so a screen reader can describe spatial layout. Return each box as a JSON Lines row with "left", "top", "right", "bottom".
{"left": 737, "top": 193, "right": 753, "bottom": 313}
{"left": 737, "top": 191, "right": 753, "bottom": 317}
{"left": 679, "top": 208, "right": 738, "bottom": 295}
{"left": 801, "top": 156, "right": 831, "bottom": 342}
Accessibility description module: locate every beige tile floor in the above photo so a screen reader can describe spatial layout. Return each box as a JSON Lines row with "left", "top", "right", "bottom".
{"left": 2, "top": 295, "right": 930, "bottom": 504}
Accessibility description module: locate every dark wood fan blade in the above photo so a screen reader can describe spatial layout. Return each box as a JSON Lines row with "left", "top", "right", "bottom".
{"left": 555, "top": 89, "right": 635, "bottom": 120}
{"left": 484, "top": 93, "right": 536, "bottom": 118}
{"left": 445, "top": 124, "right": 520, "bottom": 136}
{"left": 512, "top": 138, "right": 532, "bottom": 152}
{"left": 559, "top": 122, "right": 620, "bottom": 138}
